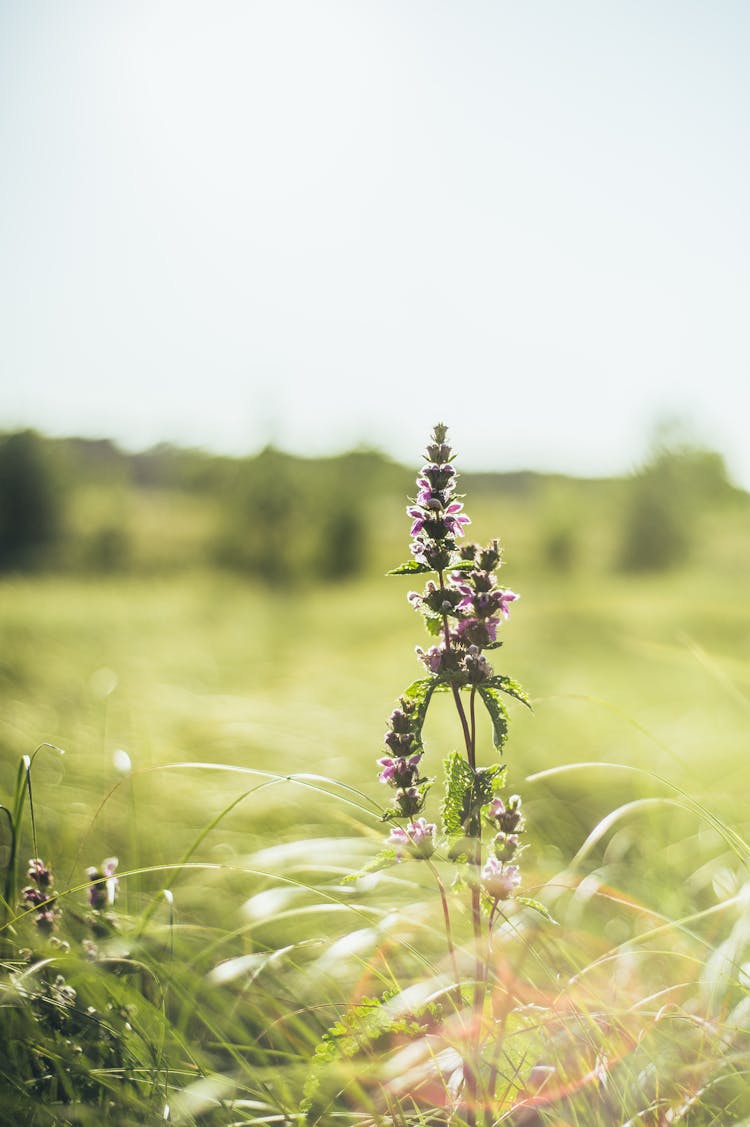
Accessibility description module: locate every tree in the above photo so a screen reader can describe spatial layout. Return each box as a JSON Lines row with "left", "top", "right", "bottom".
{"left": 0, "top": 430, "right": 64, "bottom": 570}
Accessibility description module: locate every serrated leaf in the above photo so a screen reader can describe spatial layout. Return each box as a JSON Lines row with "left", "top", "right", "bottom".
{"left": 442, "top": 755, "right": 504, "bottom": 842}
{"left": 425, "top": 614, "right": 443, "bottom": 637}
{"left": 487, "top": 675, "right": 532, "bottom": 709}
{"left": 477, "top": 684, "right": 510, "bottom": 751}
{"left": 387, "top": 560, "right": 433, "bottom": 575}
{"left": 401, "top": 677, "right": 439, "bottom": 756}
{"left": 441, "top": 752, "right": 475, "bottom": 838}
{"left": 516, "top": 897, "right": 558, "bottom": 925}
{"left": 402, "top": 677, "right": 434, "bottom": 704}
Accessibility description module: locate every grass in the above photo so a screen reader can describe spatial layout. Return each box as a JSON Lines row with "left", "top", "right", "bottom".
{"left": 0, "top": 561, "right": 749, "bottom": 1123}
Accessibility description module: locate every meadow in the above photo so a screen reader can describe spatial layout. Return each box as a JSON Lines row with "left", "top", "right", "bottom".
{"left": 1, "top": 446, "right": 749, "bottom": 1124}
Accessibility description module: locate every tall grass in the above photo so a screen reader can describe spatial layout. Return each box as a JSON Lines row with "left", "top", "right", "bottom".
{"left": 0, "top": 560, "right": 749, "bottom": 1122}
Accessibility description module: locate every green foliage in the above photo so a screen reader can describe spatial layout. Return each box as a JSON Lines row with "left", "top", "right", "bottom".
{"left": 486, "top": 674, "right": 531, "bottom": 709}
{"left": 401, "top": 677, "right": 442, "bottom": 757}
{"left": 301, "top": 989, "right": 448, "bottom": 1122}
{"left": 0, "top": 431, "right": 66, "bottom": 571}
{"left": 4, "top": 550, "right": 750, "bottom": 1121}
{"left": 441, "top": 752, "right": 475, "bottom": 841}
{"left": 441, "top": 751, "right": 505, "bottom": 855}
{"left": 316, "top": 504, "right": 366, "bottom": 581}
{"left": 618, "top": 428, "right": 735, "bottom": 573}
{"left": 387, "top": 560, "right": 433, "bottom": 575}
{"left": 0, "top": 425, "right": 747, "bottom": 581}
{"left": 477, "top": 685, "right": 510, "bottom": 751}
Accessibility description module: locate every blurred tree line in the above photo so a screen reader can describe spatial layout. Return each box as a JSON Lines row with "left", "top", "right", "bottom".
{"left": 0, "top": 427, "right": 745, "bottom": 581}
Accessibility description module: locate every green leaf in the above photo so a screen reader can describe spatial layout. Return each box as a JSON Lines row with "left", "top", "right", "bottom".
{"left": 487, "top": 675, "right": 532, "bottom": 709}
{"left": 448, "top": 559, "right": 477, "bottom": 572}
{"left": 425, "top": 614, "right": 443, "bottom": 637}
{"left": 516, "top": 897, "right": 559, "bottom": 925}
{"left": 442, "top": 755, "right": 505, "bottom": 846}
{"left": 387, "top": 560, "right": 432, "bottom": 575}
{"left": 441, "top": 752, "right": 475, "bottom": 838}
{"left": 402, "top": 677, "right": 440, "bottom": 756}
{"left": 477, "top": 684, "right": 510, "bottom": 751}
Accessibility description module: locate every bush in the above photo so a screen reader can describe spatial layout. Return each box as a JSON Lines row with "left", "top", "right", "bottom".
{"left": 0, "top": 430, "right": 65, "bottom": 571}
{"left": 618, "top": 432, "right": 733, "bottom": 572}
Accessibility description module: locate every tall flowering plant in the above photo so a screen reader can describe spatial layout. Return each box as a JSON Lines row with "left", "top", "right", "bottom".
{"left": 376, "top": 423, "right": 535, "bottom": 1123}
{"left": 305, "top": 424, "right": 541, "bottom": 1124}
{"left": 379, "top": 423, "right": 528, "bottom": 899}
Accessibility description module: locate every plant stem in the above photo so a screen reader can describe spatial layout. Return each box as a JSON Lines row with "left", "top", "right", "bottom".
{"left": 428, "top": 861, "right": 461, "bottom": 995}
{"left": 437, "top": 569, "right": 473, "bottom": 760}
{"left": 437, "top": 571, "right": 488, "bottom": 1125}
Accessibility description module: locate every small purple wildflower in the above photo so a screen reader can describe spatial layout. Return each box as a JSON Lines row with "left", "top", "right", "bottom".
{"left": 444, "top": 502, "right": 471, "bottom": 538}
{"left": 456, "top": 616, "right": 499, "bottom": 647}
{"left": 22, "top": 857, "right": 60, "bottom": 933}
{"left": 27, "top": 858, "right": 53, "bottom": 889}
{"left": 493, "top": 832, "right": 520, "bottom": 862}
{"left": 377, "top": 753, "right": 422, "bottom": 786}
{"left": 86, "top": 857, "right": 119, "bottom": 910}
{"left": 415, "top": 645, "right": 445, "bottom": 674}
{"left": 497, "top": 590, "right": 519, "bottom": 620}
{"left": 388, "top": 817, "right": 437, "bottom": 861}
{"left": 480, "top": 856, "right": 521, "bottom": 901}
{"left": 392, "top": 785, "right": 425, "bottom": 817}
{"left": 489, "top": 795, "right": 524, "bottom": 834}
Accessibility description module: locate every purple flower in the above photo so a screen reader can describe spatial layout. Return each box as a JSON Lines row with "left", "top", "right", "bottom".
{"left": 481, "top": 856, "right": 521, "bottom": 900}
{"left": 455, "top": 583, "right": 518, "bottom": 622}
{"left": 87, "top": 857, "right": 119, "bottom": 910}
{"left": 377, "top": 754, "right": 422, "bottom": 786}
{"left": 388, "top": 817, "right": 437, "bottom": 860}
{"left": 415, "top": 645, "right": 445, "bottom": 674}
{"left": 22, "top": 886, "right": 46, "bottom": 908}
{"left": 456, "top": 616, "right": 499, "bottom": 646}
{"left": 421, "top": 463, "right": 456, "bottom": 492}
{"left": 393, "top": 785, "right": 424, "bottom": 817}
{"left": 407, "top": 506, "right": 426, "bottom": 537}
{"left": 27, "top": 858, "right": 53, "bottom": 889}
{"left": 462, "top": 645, "right": 492, "bottom": 684}
{"left": 416, "top": 480, "right": 444, "bottom": 510}
{"left": 498, "top": 589, "right": 519, "bottom": 620}
{"left": 489, "top": 796, "right": 524, "bottom": 833}
{"left": 444, "top": 502, "right": 470, "bottom": 538}
{"left": 22, "top": 879, "right": 60, "bottom": 933}
{"left": 494, "top": 832, "right": 520, "bottom": 861}
{"left": 22, "top": 856, "right": 61, "bottom": 931}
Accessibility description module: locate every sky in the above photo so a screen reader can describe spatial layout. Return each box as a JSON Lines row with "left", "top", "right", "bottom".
{"left": 1, "top": 1, "right": 749, "bottom": 482}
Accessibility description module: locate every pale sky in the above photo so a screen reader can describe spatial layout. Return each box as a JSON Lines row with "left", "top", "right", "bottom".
{"left": 1, "top": 2, "right": 749, "bottom": 482}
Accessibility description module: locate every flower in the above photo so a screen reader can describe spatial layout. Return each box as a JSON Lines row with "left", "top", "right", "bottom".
{"left": 489, "top": 795, "right": 524, "bottom": 834}
{"left": 415, "top": 644, "right": 445, "bottom": 674}
{"left": 388, "top": 817, "right": 437, "bottom": 860}
{"left": 481, "top": 856, "right": 521, "bottom": 901}
{"left": 497, "top": 589, "right": 519, "bottom": 620}
{"left": 87, "top": 857, "right": 119, "bottom": 910}
{"left": 456, "top": 616, "right": 499, "bottom": 646}
{"left": 27, "top": 858, "right": 53, "bottom": 889}
{"left": 377, "top": 753, "right": 422, "bottom": 787}
{"left": 22, "top": 856, "right": 61, "bottom": 932}
{"left": 444, "top": 502, "right": 471, "bottom": 538}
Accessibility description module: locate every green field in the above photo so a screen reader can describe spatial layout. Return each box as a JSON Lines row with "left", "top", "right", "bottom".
{"left": 1, "top": 464, "right": 750, "bottom": 1123}
{"left": 1, "top": 552, "right": 748, "bottom": 1117}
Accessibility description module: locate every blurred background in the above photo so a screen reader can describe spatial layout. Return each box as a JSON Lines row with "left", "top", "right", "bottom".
{"left": 0, "top": 1, "right": 748, "bottom": 899}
